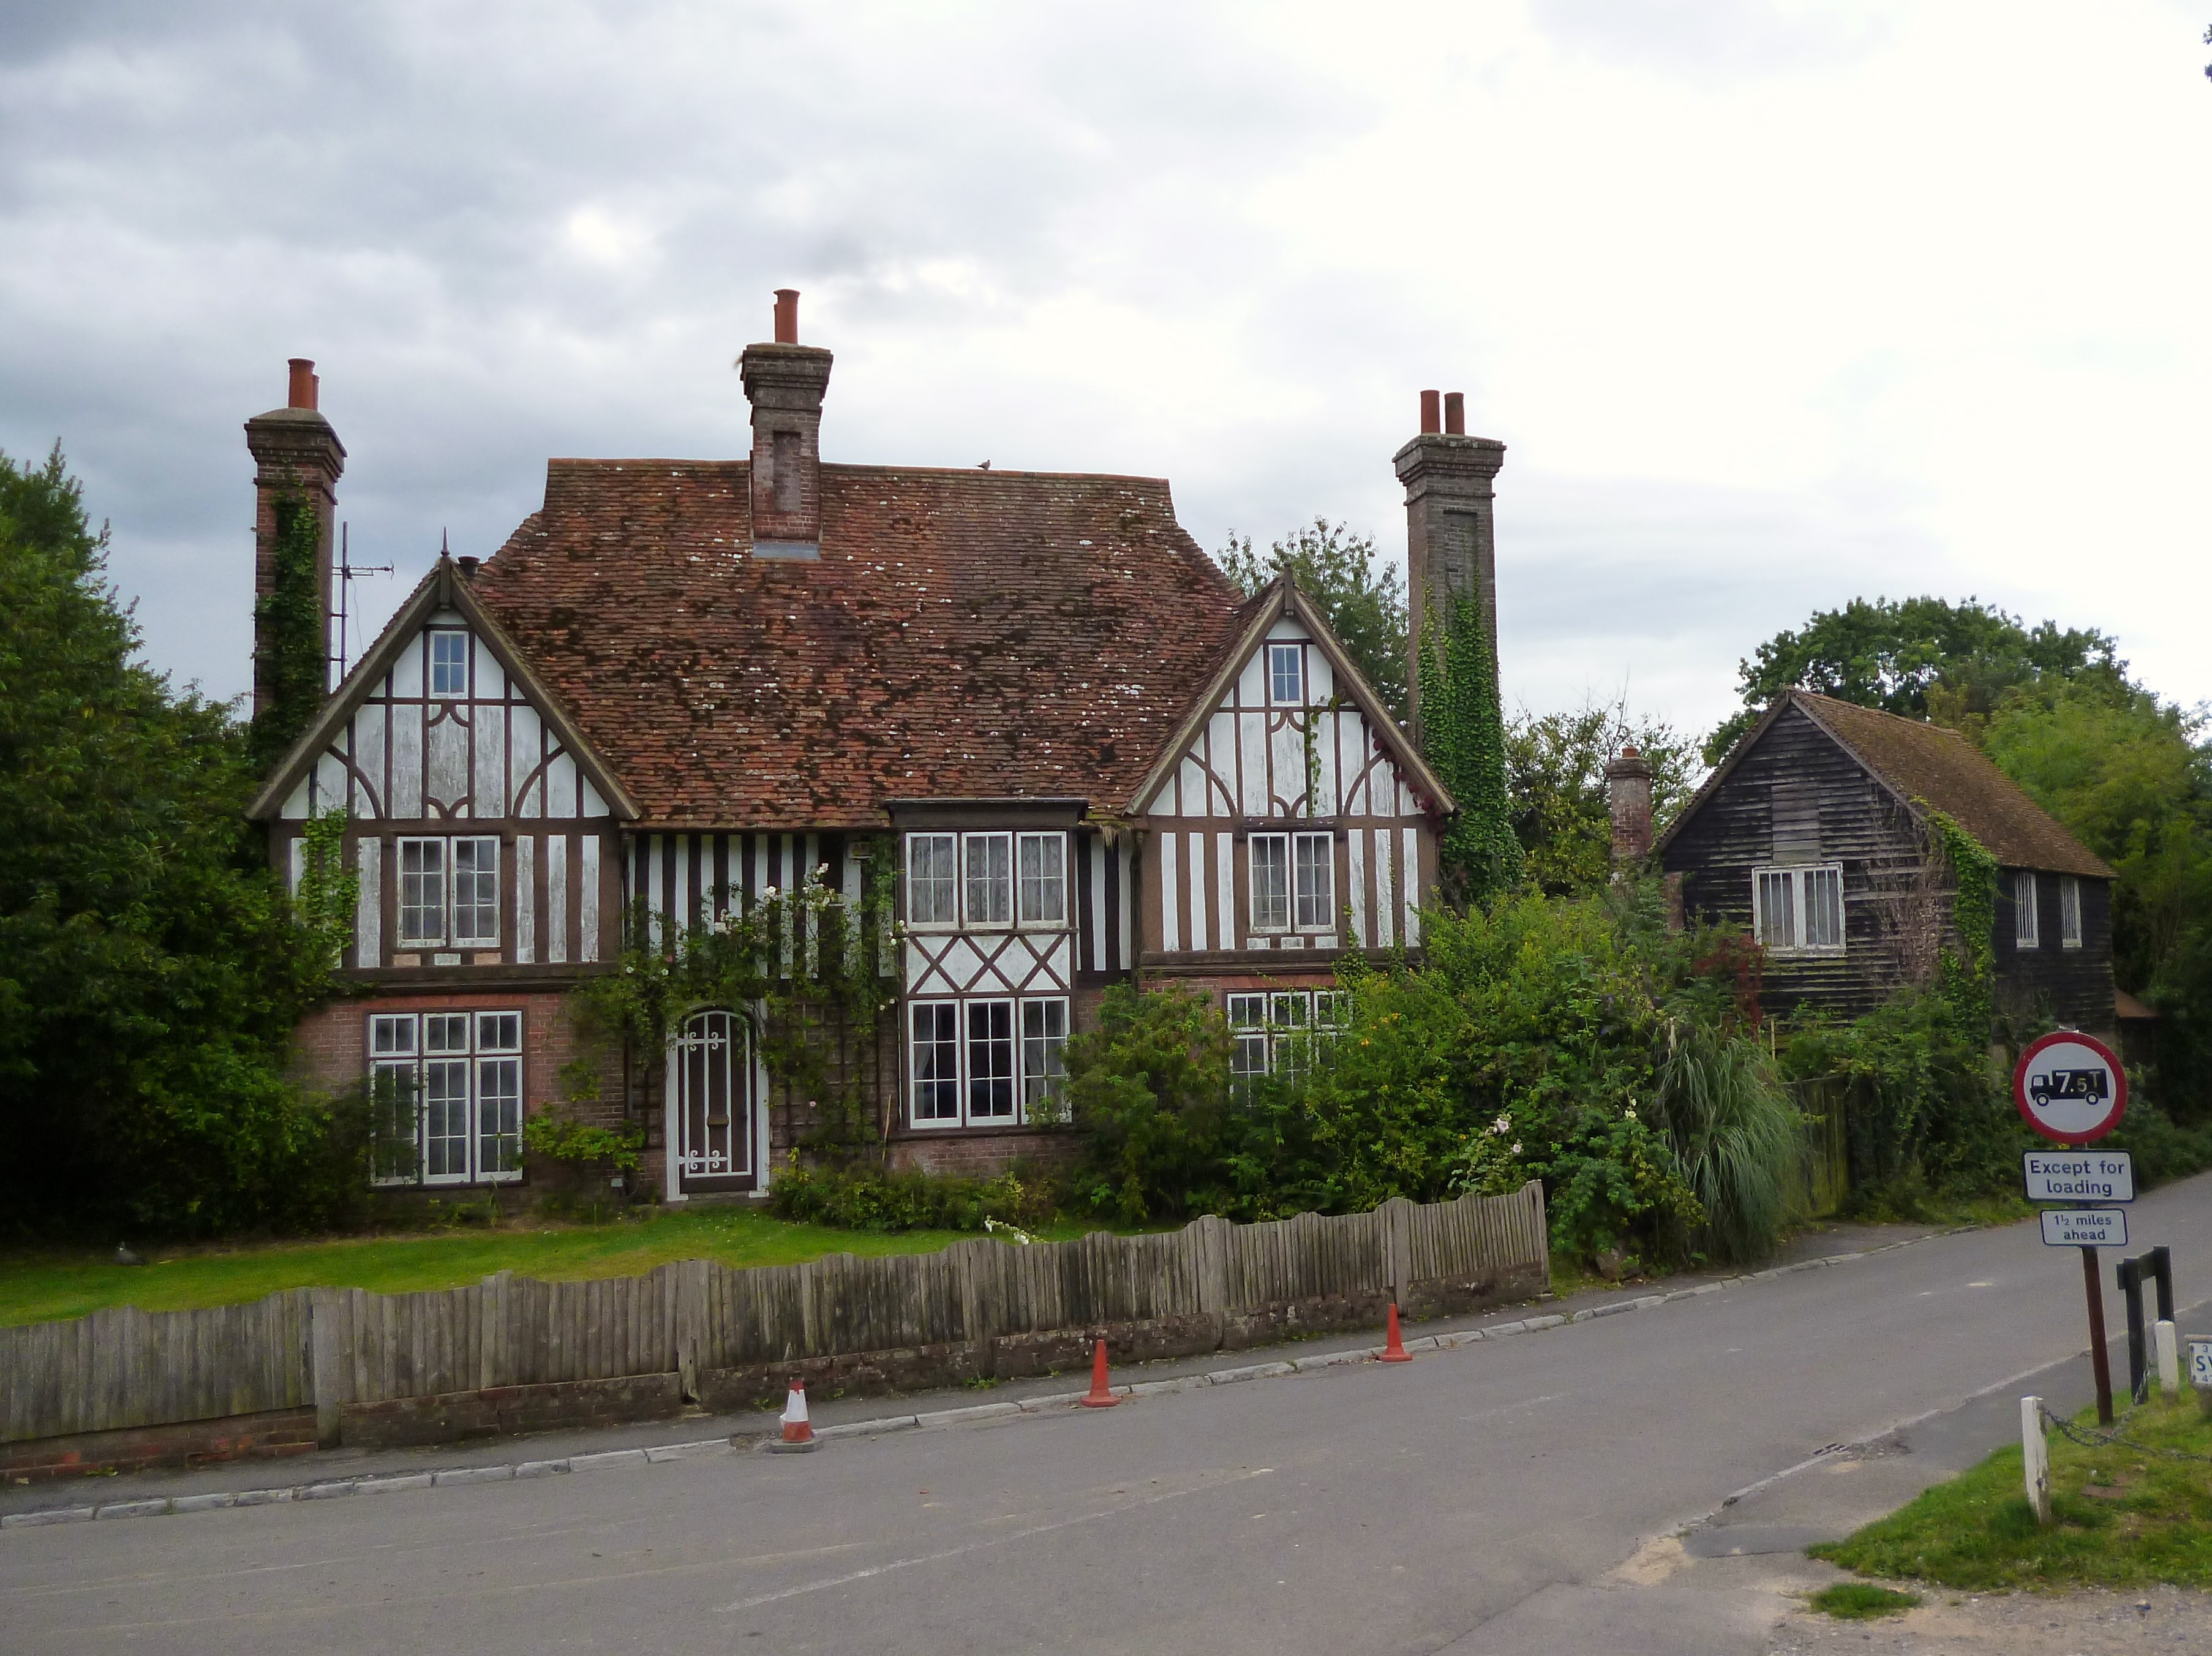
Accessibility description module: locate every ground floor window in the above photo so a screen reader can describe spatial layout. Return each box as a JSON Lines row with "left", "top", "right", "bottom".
{"left": 909, "top": 995, "right": 1068, "bottom": 1127}
{"left": 1227, "top": 990, "right": 1349, "bottom": 1083}
{"left": 370, "top": 1009, "right": 524, "bottom": 1185}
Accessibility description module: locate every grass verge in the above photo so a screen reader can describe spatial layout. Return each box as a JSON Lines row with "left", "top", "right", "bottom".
{"left": 1806, "top": 1583, "right": 1920, "bottom": 1619}
{"left": 0, "top": 1208, "right": 1119, "bottom": 1328}
{"left": 1811, "top": 1391, "right": 2212, "bottom": 1592}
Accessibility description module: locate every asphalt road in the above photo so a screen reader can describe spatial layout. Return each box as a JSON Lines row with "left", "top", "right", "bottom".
{"left": 6, "top": 1173, "right": 2210, "bottom": 1656}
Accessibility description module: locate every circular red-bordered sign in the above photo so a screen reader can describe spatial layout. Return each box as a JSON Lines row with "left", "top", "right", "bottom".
{"left": 2013, "top": 1030, "right": 2127, "bottom": 1145}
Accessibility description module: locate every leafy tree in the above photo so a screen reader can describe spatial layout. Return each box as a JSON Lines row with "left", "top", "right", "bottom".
{"left": 0, "top": 446, "right": 345, "bottom": 1235}
{"left": 1217, "top": 520, "right": 1409, "bottom": 721}
{"left": 1508, "top": 696, "right": 1702, "bottom": 897}
{"left": 1705, "top": 596, "right": 2121, "bottom": 764}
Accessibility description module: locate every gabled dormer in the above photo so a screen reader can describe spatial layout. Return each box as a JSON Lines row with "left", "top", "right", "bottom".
{"left": 248, "top": 557, "right": 637, "bottom": 977}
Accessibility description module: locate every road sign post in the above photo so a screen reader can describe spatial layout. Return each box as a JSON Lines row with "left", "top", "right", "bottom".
{"left": 2017, "top": 1032, "right": 2129, "bottom": 1426}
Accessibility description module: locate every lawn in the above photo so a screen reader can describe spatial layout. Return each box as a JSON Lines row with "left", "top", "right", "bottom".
{"left": 0, "top": 1208, "right": 1110, "bottom": 1328}
{"left": 1812, "top": 1390, "right": 2212, "bottom": 1591}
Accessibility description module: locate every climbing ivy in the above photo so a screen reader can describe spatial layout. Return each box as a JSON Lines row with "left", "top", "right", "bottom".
{"left": 1417, "top": 595, "right": 1522, "bottom": 906}
{"left": 293, "top": 807, "right": 358, "bottom": 981}
{"left": 1925, "top": 807, "right": 1998, "bottom": 1038}
{"left": 250, "top": 484, "right": 326, "bottom": 772}
{"left": 563, "top": 845, "right": 903, "bottom": 1162}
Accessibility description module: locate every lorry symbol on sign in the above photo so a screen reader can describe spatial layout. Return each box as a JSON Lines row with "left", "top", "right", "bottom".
{"left": 2030, "top": 1069, "right": 2110, "bottom": 1108}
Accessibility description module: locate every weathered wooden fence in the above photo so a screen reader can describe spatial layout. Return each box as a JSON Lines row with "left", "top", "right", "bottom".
{"left": 2, "top": 1183, "right": 1547, "bottom": 1454}
{"left": 1783, "top": 1078, "right": 1851, "bottom": 1221}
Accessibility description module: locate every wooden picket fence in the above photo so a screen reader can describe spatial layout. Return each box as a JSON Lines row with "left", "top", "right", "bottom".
{"left": 1, "top": 1182, "right": 1548, "bottom": 1448}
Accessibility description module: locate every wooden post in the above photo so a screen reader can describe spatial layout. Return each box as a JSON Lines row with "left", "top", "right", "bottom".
{"left": 676, "top": 1259, "right": 707, "bottom": 1402}
{"left": 2020, "top": 1396, "right": 2051, "bottom": 1526}
{"left": 309, "top": 1288, "right": 346, "bottom": 1448}
{"left": 2083, "top": 1246, "right": 2115, "bottom": 1426}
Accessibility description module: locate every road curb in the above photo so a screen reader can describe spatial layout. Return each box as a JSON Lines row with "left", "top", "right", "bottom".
{"left": 0, "top": 1235, "right": 1933, "bottom": 1533}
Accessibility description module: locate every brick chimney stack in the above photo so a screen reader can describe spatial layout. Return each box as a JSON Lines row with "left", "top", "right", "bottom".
{"left": 738, "top": 289, "right": 833, "bottom": 558}
{"left": 1606, "top": 745, "right": 1655, "bottom": 868}
{"left": 245, "top": 358, "right": 345, "bottom": 717}
{"left": 1396, "top": 388, "right": 1505, "bottom": 738}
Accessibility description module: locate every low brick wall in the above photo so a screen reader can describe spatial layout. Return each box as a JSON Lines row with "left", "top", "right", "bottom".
{"left": 0, "top": 1407, "right": 318, "bottom": 1485}
{"left": 338, "top": 1374, "right": 685, "bottom": 1450}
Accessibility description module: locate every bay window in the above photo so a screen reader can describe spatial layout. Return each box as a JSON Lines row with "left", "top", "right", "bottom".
{"left": 908, "top": 994, "right": 1068, "bottom": 1127}
{"left": 905, "top": 830, "right": 1069, "bottom": 931}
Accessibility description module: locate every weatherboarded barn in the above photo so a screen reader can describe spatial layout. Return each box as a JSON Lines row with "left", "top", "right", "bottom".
{"left": 1655, "top": 691, "right": 2118, "bottom": 1036}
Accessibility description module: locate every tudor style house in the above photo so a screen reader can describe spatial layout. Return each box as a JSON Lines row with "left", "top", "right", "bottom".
{"left": 1646, "top": 690, "right": 2120, "bottom": 1039}
{"left": 249, "top": 295, "right": 1487, "bottom": 1200}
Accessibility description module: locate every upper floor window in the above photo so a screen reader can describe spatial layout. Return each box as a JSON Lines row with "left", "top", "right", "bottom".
{"left": 429, "top": 630, "right": 470, "bottom": 698}
{"left": 399, "top": 835, "right": 500, "bottom": 948}
{"left": 2060, "top": 876, "right": 2082, "bottom": 949}
{"left": 1251, "top": 830, "right": 1335, "bottom": 934}
{"left": 905, "top": 830, "right": 1069, "bottom": 931}
{"left": 1751, "top": 863, "right": 1843, "bottom": 955}
{"left": 1268, "top": 642, "right": 1303, "bottom": 705}
{"left": 2015, "top": 870, "right": 2040, "bottom": 948}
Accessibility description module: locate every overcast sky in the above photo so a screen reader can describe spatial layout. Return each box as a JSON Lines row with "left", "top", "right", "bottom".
{"left": 4, "top": 0, "right": 2207, "bottom": 743}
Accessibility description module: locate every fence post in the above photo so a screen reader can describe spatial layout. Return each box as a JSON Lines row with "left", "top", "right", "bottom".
{"left": 676, "top": 1260, "right": 708, "bottom": 1402}
{"left": 2020, "top": 1396, "right": 2050, "bottom": 1525}
{"left": 309, "top": 1289, "right": 347, "bottom": 1448}
{"left": 1380, "top": 1197, "right": 1415, "bottom": 1305}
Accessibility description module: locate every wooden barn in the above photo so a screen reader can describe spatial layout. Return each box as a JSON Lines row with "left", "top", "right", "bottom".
{"left": 245, "top": 297, "right": 1488, "bottom": 1200}
{"left": 1650, "top": 690, "right": 2119, "bottom": 1038}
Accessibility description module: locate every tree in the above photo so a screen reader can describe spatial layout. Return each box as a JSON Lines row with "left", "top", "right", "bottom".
{"left": 0, "top": 446, "right": 347, "bottom": 1235}
{"left": 1217, "top": 521, "right": 1409, "bottom": 721}
{"left": 1704, "top": 596, "right": 2121, "bottom": 765}
{"left": 1508, "top": 697, "right": 1702, "bottom": 897}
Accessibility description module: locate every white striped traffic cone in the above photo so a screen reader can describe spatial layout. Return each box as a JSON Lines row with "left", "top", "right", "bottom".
{"left": 780, "top": 1378, "right": 814, "bottom": 1445}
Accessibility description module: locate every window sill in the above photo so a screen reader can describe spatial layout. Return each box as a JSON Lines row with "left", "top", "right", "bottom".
{"left": 1766, "top": 947, "right": 1848, "bottom": 960}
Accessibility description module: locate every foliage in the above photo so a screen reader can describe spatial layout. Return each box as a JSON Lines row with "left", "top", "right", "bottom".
{"left": 1217, "top": 520, "right": 1409, "bottom": 721}
{"left": 1420, "top": 595, "right": 1522, "bottom": 906}
{"left": 522, "top": 1109, "right": 645, "bottom": 1179}
{"left": 1925, "top": 808, "right": 1997, "bottom": 1036}
{"left": 1706, "top": 595, "right": 2123, "bottom": 764}
{"left": 249, "top": 484, "right": 327, "bottom": 772}
{"left": 0, "top": 445, "right": 345, "bottom": 1237}
{"left": 1811, "top": 1392, "right": 2212, "bottom": 1590}
{"left": 1059, "top": 887, "right": 1805, "bottom": 1266}
{"left": 1805, "top": 1584, "right": 1920, "bottom": 1621}
{"left": 1507, "top": 694, "right": 1703, "bottom": 896}
{"left": 767, "top": 1157, "right": 1057, "bottom": 1234}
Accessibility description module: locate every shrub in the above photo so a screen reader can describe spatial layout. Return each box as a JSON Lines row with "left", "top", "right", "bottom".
{"left": 767, "top": 1158, "right": 1056, "bottom": 1234}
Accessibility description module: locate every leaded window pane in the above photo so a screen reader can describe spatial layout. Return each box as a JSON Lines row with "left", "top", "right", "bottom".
{"left": 907, "top": 835, "right": 957, "bottom": 927}
{"left": 1251, "top": 835, "right": 1290, "bottom": 932}
{"left": 1804, "top": 866, "right": 1843, "bottom": 949}
{"left": 429, "top": 631, "right": 469, "bottom": 698}
{"left": 1293, "top": 832, "right": 1334, "bottom": 929}
{"left": 911, "top": 1003, "right": 960, "bottom": 1121}
{"left": 965, "top": 834, "right": 1012, "bottom": 927}
{"left": 967, "top": 1000, "right": 1016, "bottom": 1119}
{"left": 399, "top": 838, "right": 446, "bottom": 944}
{"left": 453, "top": 837, "right": 499, "bottom": 946}
{"left": 1017, "top": 832, "right": 1066, "bottom": 926}
{"left": 1021, "top": 998, "right": 1067, "bottom": 1111}
{"left": 1268, "top": 642, "right": 1303, "bottom": 705}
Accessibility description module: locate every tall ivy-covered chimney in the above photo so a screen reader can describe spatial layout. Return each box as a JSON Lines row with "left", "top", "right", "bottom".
{"left": 1396, "top": 388, "right": 1504, "bottom": 738}
{"left": 737, "top": 289, "right": 833, "bottom": 559}
{"left": 245, "top": 358, "right": 344, "bottom": 721}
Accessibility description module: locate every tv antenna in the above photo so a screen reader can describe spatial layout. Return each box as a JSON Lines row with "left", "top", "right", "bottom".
{"left": 331, "top": 522, "right": 394, "bottom": 685}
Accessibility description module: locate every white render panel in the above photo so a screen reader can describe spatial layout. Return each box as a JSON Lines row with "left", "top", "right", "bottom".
{"left": 1178, "top": 756, "right": 1205, "bottom": 818}
{"left": 472, "top": 636, "right": 505, "bottom": 702}
{"left": 1118, "top": 843, "right": 1134, "bottom": 966}
{"left": 647, "top": 835, "right": 665, "bottom": 949}
{"left": 1186, "top": 832, "right": 1208, "bottom": 951}
{"left": 352, "top": 708, "right": 386, "bottom": 817}
{"left": 355, "top": 838, "right": 381, "bottom": 967}
{"left": 514, "top": 835, "right": 535, "bottom": 964}
{"left": 473, "top": 707, "right": 506, "bottom": 818}
{"left": 1159, "top": 830, "right": 1179, "bottom": 952}
{"left": 1314, "top": 710, "right": 1341, "bottom": 818}
{"left": 425, "top": 713, "right": 468, "bottom": 813}
{"left": 581, "top": 777, "right": 608, "bottom": 818}
{"left": 1372, "top": 828, "right": 1396, "bottom": 948}
{"left": 581, "top": 834, "right": 601, "bottom": 962}
{"left": 389, "top": 704, "right": 424, "bottom": 818}
{"left": 549, "top": 751, "right": 579, "bottom": 819}
{"left": 287, "top": 837, "right": 305, "bottom": 894}
{"left": 547, "top": 837, "right": 569, "bottom": 964}
{"left": 1336, "top": 712, "right": 1360, "bottom": 817}
{"left": 508, "top": 704, "right": 543, "bottom": 818}
{"left": 1348, "top": 830, "right": 1369, "bottom": 948}
{"left": 1270, "top": 718, "right": 1303, "bottom": 813}
{"left": 391, "top": 638, "right": 422, "bottom": 700}
{"left": 1205, "top": 712, "right": 1236, "bottom": 816}
{"left": 1402, "top": 826, "right": 1422, "bottom": 946}
{"left": 1238, "top": 713, "right": 1267, "bottom": 817}
{"left": 280, "top": 776, "right": 311, "bottom": 821}
{"left": 312, "top": 751, "right": 346, "bottom": 814}
{"left": 1236, "top": 652, "right": 1265, "bottom": 708}
{"left": 1307, "top": 647, "right": 1334, "bottom": 705}
{"left": 1265, "top": 617, "right": 1306, "bottom": 642}
{"left": 1088, "top": 837, "right": 1107, "bottom": 968}
{"left": 1214, "top": 832, "right": 1236, "bottom": 954}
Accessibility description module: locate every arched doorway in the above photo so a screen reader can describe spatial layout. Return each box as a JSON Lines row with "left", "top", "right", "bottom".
{"left": 674, "top": 1009, "right": 754, "bottom": 1194}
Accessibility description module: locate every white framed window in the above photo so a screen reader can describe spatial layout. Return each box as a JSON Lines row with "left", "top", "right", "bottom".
{"left": 429, "top": 630, "right": 470, "bottom": 699}
{"left": 399, "top": 838, "right": 447, "bottom": 946}
{"left": 2060, "top": 876, "right": 2082, "bottom": 949}
{"left": 2015, "top": 870, "right": 2040, "bottom": 948}
{"left": 1750, "top": 863, "right": 1846, "bottom": 956}
{"left": 908, "top": 995, "right": 1066, "bottom": 1127}
{"left": 1251, "top": 831, "right": 1336, "bottom": 935}
{"left": 1228, "top": 989, "right": 1347, "bottom": 1082}
{"left": 452, "top": 837, "right": 500, "bottom": 946}
{"left": 1021, "top": 999, "right": 1068, "bottom": 1112}
{"left": 1268, "top": 642, "right": 1304, "bottom": 705}
{"left": 909, "top": 1002, "right": 961, "bottom": 1122}
{"left": 367, "top": 1009, "right": 524, "bottom": 1186}
{"left": 964, "top": 832, "right": 1013, "bottom": 929}
{"left": 906, "top": 834, "right": 958, "bottom": 929}
{"left": 1250, "top": 836, "right": 1290, "bottom": 932}
{"left": 1016, "top": 831, "right": 1067, "bottom": 927}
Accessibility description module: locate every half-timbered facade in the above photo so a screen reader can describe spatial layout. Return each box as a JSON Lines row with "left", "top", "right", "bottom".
{"left": 248, "top": 298, "right": 1467, "bottom": 1197}
{"left": 1653, "top": 691, "right": 2120, "bottom": 1037}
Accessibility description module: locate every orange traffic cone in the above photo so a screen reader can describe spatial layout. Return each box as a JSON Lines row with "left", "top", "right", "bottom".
{"left": 1379, "top": 1301, "right": 1413, "bottom": 1363}
{"left": 780, "top": 1378, "right": 815, "bottom": 1443}
{"left": 1078, "top": 1338, "right": 1120, "bottom": 1408}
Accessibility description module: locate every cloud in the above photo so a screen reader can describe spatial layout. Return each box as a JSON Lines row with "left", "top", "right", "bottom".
{"left": 2, "top": 0, "right": 2207, "bottom": 742}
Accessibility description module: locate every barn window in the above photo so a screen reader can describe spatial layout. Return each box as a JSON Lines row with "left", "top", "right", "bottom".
{"left": 1268, "top": 643, "right": 1304, "bottom": 705}
{"left": 1017, "top": 832, "right": 1067, "bottom": 926}
{"left": 2014, "top": 870, "right": 2040, "bottom": 948}
{"left": 2060, "top": 876, "right": 2082, "bottom": 949}
{"left": 367, "top": 1009, "right": 523, "bottom": 1186}
{"left": 1751, "top": 864, "right": 1845, "bottom": 956}
{"left": 906, "top": 834, "right": 958, "bottom": 928}
{"left": 428, "top": 630, "right": 470, "bottom": 698}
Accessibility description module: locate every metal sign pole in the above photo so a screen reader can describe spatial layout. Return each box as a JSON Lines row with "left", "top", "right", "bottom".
{"left": 2083, "top": 1245, "right": 2115, "bottom": 1426}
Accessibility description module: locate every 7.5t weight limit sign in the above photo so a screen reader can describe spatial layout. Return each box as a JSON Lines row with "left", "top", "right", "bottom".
{"left": 2014, "top": 1030, "right": 2127, "bottom": 1145}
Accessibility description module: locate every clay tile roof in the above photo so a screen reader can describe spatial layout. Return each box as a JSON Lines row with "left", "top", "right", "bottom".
{"left": 469, "top": 459, "right": 1244, "bottom": 829}
{"left": 1794, "top": 693, "right": 2115, "bottom": 879}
